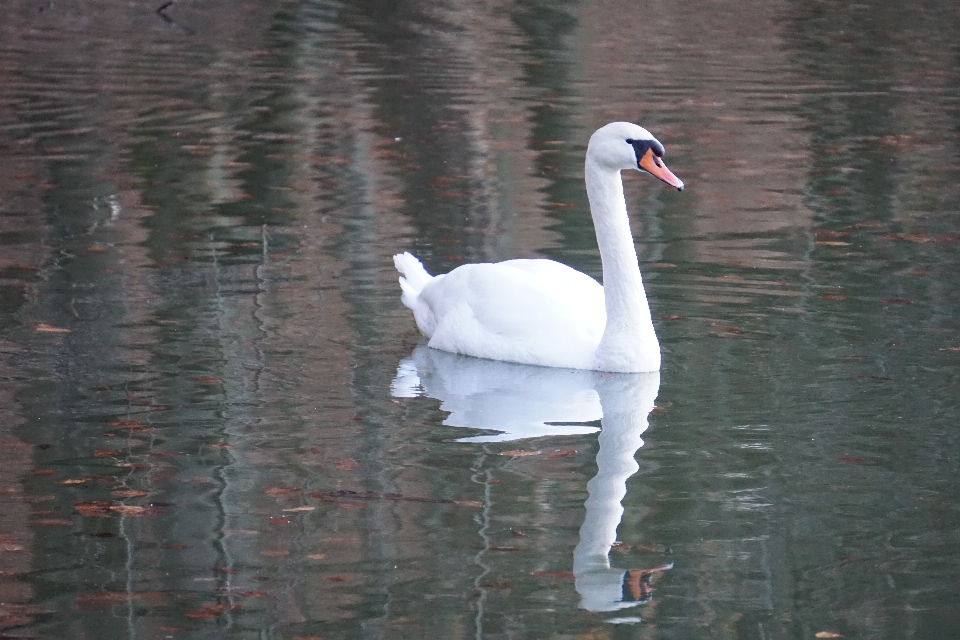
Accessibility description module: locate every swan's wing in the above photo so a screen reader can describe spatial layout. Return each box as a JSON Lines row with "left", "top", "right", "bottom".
{"left": 418, "top": 260, "right": 605, "bottom": 368}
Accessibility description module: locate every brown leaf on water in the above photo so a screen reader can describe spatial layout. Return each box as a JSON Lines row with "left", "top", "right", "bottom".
{"left": 323, "top": 574, "right": 352, "bottom": 582}
{"left": 77, "top": 591, "right": 165, "bottom": 606}
{"left": 268, "top": 517, "right": 291, "bottom": 525}
{"left": 185, "top": 602, "right": 244, "bottom": 619}
{"left": 310, "top": 489, "right": 481, "bottom": 508}
{"left": 35, "top": 518, "right": 73, "bottom": 526}
{"left": 75, "top": 501, "right": 112, "bottom": 517}
{"left": 710, "top": 323, "right": 744, "bottom": 334}
{"left": 221, "top": 529, "right": 262, "bottom": 535}
{"left": 511, "top": 530, "right": 527, "bottom": 537}
{"left": 815, "top": 633, "right": 844, "bottom": 639}
{"left": 110, "top": 504, "right": 163, "bottom": 518}
{"left": 881, "top": 298, "right": 914, "bottom": 305}
{"left": 499, "top": 450, "right": 541, "bottom": 457}
{"left": 281, "top": 506, "right": 315, "bottom": 513}
{"left": 92, "top": 449, "right": 122, "bottom": 458}
{"left": 58, "top": 479, "right": 88, "bottom": 485}
{"left": 546, "top": 449, "right": 578, "bottom": 458}
{"left": 112, "top": 489, "right": 148, "bottom": 498}
{"left": 306, "top": 553, "right": 326, "bottom": 560}
{"left": 815, "top": 240, "right": 850, "bottom": 247}
{"left": 35, "top": 323, "right": 71, "bottom": 333}
{"left": 102, "top": 420, "right": 142, "bottom": 427}
{"left": 531, "top": 571, "right": 575, "bottom": 579}
{"left": 818, "top": 294, "right": 847, "bottom": 301}
{"left": 263, "top": 486, "right": 300, "bottom": 498}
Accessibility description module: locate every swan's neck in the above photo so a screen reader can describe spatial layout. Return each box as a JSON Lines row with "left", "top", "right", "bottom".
{"left": 585, "top": 158, "right": 660, "bottom": 372}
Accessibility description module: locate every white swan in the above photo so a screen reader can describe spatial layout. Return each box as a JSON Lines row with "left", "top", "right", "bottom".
{"left": 394, "top": 122, "right": 683, "bottom": 372}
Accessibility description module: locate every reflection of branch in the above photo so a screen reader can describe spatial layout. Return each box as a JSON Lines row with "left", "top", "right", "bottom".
{"left": 309, "top": 489, "right": 483, "bottom": 508}
{"left": 156, "top": 0, "right": 194, "bottom": 35}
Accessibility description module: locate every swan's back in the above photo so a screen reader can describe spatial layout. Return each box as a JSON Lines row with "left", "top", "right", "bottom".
{"left": 416, "top": 259, "right": 606, "bottom": 369}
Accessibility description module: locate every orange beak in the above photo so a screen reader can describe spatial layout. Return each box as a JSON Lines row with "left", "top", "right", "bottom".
{"left": 638, "top": 148, "right": 684, "bottom": 191}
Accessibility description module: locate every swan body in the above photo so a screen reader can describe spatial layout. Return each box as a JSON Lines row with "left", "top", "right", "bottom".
{"left": 395, "top": 122, "right": 683, "bottom": 373}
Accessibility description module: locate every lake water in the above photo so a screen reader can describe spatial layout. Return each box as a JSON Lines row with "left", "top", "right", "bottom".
{"left": 1, "top": 0, "right": 959, "bottom": 638}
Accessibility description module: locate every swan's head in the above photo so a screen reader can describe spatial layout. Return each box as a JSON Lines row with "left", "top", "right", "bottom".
{"left": 587, "top": 122, "right": 684, "bottom": 191}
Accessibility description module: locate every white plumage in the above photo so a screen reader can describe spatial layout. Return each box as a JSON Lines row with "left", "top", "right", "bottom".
{"left": 394, "top": 122, "right": 683, "bottom": 373}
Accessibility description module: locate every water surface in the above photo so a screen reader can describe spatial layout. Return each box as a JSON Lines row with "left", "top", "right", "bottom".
{"left": 1, "top": 0, "right": 959, "bottom": 638}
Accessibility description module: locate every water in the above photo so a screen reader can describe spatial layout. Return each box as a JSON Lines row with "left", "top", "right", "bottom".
{"left": 1, "top": 0, "right": 959, "bottom": 637}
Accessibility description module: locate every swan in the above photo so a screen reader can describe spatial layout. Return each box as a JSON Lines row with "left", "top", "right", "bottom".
{"left": 394, "top": 122, "right": 683, "bottom": 372}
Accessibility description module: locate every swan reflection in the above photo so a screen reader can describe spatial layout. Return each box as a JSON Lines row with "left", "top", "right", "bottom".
{"left": 391, "top": 346, "right": 671, "bottom": 614}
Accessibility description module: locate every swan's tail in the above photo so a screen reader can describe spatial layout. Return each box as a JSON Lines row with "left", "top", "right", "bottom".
{"left": 393, "top": 252, "right": 433, "bottom": 307}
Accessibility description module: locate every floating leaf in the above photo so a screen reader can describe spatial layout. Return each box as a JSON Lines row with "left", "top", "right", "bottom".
{"left": 110, "top": 505, "right": 159, "bottom": 516}
{"left": 221, "top": 529, "right": 261, "bottom": 535}
{"left": 102, "top": 420, "right": 142, "bottom": 427}
{"left": 77, "top": 591, "right": 165, "bottom": 605}
{"left": 35, "top": 323, "right": 71, "bottom": 333}
{"left": 546, "top": 449, "right": 578, "bottom": 458}
{"left": 815, "top": 633, "right": 843, "bottom": 639}
{"left": 263, "top": 487, "right": 300, "bottom": 498}
{"left": 112, "top": 489, "right": 148, "bottom": 498}
{"left": 452, "top": 500, "right": 483, "bottom": 508}
{"left": 58, "top": 479, "right": 88, "bottom": 485}
{"left": 75, "top": 501, "right": 112, "bottom": 517}
{"left": 499, "top": 450, "right": 541, "bottom": 457}
{"left": 532, "top": 571, "right": 575, "bottom": 579}
{"left": 35, "top": 518, "right": 73, "bottom": 526}
{"left": 710, "top": 323, "right": 744, "bottom": 334}
{"left": 480, "top": 582, "right": 512, "bottom": 589}
{"left": 282, "top": 506, "right": 315, "bottom": 513}
{"left": 818, "top": 294, "right": 847, "bottom": 301}
{"left": 323, "top": 574, "right": 351, "bottom": 582}
{"left": 185, "top": 602, "right": 243, "bottom": 619}
{"left": 306, "top": 553, "right": 326, "bottom": 560}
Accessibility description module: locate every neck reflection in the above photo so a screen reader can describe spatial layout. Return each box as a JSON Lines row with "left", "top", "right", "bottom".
{"left": 392, "top": 346, "right": 671, "bottom": 615}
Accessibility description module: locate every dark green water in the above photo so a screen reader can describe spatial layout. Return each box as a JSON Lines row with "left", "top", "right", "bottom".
{"left": 0, "top": 0, "right": 958, "bottom": 638}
